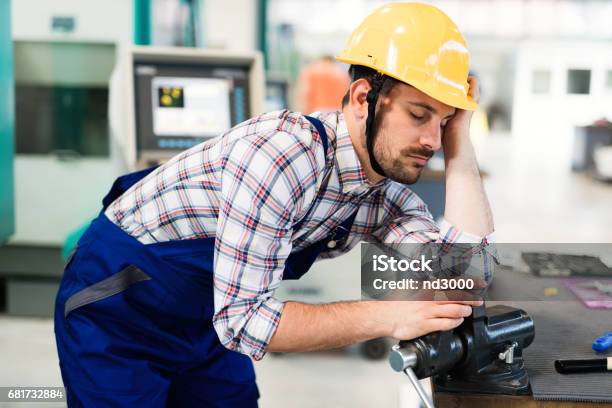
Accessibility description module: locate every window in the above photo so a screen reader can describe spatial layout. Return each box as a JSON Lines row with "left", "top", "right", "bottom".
{"left": 13, "top": 41, "right": 115, "bottom": 156}
{"left": 532, "top": 69, "right": 551, "bottom": 94}
{"left": 567, "top": 69, "right": 591, "bottom": 95}
{"left": 15, "top": 85, "right": 109, "bottom": 156}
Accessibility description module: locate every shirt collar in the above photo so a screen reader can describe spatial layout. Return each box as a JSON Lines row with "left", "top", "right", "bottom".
{"left": 333, "top": 112, "right": 388, "bottom": 195}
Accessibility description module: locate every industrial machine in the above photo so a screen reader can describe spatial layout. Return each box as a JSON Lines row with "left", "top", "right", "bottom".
{"left": 2, "top": 42, "right": 265, "bottom": 316}
{"left": 110, "top": 46, "right": 264, "bottom": 170}
{"left": 389, "top": 303, "right": 535, "bottom": 408}
{"left": 0, "top": 40, "right": 119, "bottom": 316}
{"left": 0, "top": 0, "right": 14, "bottom": 245}
{"left": 62, "top": 45, "right": 265, "bottom": 264}
{"left": 265, "top": 74, "right": 291, "bottom": 111}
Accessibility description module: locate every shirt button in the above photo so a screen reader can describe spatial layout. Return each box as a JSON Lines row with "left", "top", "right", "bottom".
{"left": 327, "top": 240, "right": 337, "bottom": 249}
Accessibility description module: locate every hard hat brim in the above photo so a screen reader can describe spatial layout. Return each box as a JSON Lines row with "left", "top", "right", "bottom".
{"left": 336, "top": 55, "right": 478, "bottom": 111}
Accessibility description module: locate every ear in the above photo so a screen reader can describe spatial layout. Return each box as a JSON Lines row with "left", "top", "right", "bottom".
{"left": 347, "top": 78, "right": 371, "bottom": 120}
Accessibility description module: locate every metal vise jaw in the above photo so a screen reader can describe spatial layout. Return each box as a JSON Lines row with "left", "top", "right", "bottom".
{"left": 390, "top": 304, "right": 535, "bottom": 406}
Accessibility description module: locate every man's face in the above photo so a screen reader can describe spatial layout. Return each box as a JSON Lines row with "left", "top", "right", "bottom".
{"left": 367, "top": 83, "right": 456, "bottom": 184}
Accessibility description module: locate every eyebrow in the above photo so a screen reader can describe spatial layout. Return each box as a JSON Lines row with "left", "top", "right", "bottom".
{"left": 408, "top": 101, "right": 455, "bottom": 119}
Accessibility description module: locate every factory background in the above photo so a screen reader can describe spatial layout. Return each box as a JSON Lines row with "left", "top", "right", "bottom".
{"left": 1, "top": 1, "right": 611, "bottom": 407}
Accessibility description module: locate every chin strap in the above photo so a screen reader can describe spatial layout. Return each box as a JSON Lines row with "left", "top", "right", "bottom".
{"left": 365, "top": 73, "right": 387, "bottom": 177}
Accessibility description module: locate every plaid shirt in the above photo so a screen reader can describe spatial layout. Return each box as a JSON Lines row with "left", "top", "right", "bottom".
{"left": 105, "top": 110, "right": 495, "bottom": 360}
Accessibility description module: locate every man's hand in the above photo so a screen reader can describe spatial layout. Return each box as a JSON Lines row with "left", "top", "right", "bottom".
{"left": 380, "top": 299, "right": 481, "bottom": 340}
{"left": 443, "top": 76, "right": 480, "bottom": 139}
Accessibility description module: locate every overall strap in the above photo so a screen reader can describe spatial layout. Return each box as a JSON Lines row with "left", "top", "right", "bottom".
{"left": 297, "top": 114, "right": 359, "bottom": 240}
{"left": 102, "top": 165, "right": 159, "bottom": 210}
{"left": 304, "top": 115, "right": 329, "bottom": 156}
{"left": 282, "top": 115, "right": 359, "bottom": 280}
{"left": 293, "top": 115, "right": 330, "bottom": 233}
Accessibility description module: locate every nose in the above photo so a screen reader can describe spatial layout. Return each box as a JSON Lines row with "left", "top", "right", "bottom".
{"left": 419, "top": 121, "right": 443, "bottom": 151}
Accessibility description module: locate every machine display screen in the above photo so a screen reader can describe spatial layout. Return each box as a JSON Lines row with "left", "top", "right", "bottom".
{"left": 151, "top": 76, "right": 231, "bottom": 138}
{"left": 133, "top": 61, "right": 251, "bottom": 153}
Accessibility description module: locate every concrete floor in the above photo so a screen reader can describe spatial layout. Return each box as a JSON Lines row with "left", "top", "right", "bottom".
{"left": 0, "top": 315, "right": 418, "bottom": 408}
{"left": 1, "top": 134, "right": 611, "bottom": 407}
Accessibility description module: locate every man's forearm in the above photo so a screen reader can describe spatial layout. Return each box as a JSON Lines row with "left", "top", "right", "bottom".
{"left": 266, "top": 301, "right": 389, "bottom": 353}
{"left": 265, "top": 298, "right": 482, "bottom": 354}
{"left": 443, "top": 130, "right": 494, "bottom": 238}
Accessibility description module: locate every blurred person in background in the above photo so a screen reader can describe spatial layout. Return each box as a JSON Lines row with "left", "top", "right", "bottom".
{"left": 54, "top": 3, "right": 493, "bottom": 407}
{"left": 296, "top": 55, "right": 350, "bottom": 114}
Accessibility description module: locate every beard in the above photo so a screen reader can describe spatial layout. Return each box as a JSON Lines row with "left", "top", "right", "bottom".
{"left": 367, "top": 109, "right": 434, "bottom": 185}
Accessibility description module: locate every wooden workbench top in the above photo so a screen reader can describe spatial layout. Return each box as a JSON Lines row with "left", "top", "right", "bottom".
{"left": 435, "top": 392, "right": 611, "bottom": 408}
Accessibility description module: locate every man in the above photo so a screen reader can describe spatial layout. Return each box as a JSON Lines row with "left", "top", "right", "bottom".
{"left": 296, "top": 55, "right": 350, "bottom": 114}
{"left": 54, "top": 3, "right": 494, "bottom": 407}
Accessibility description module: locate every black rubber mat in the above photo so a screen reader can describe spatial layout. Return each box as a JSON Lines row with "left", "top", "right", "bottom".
{"left": 517, "top": 301, "right": 612, "bottom": 402}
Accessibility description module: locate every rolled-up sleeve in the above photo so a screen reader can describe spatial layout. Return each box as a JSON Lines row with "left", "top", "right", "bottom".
{"left": 370, "top": 182, "right": 497, "bottom": 282}
{"left": 213, "top": 130, "right": 321, "bottom": 360}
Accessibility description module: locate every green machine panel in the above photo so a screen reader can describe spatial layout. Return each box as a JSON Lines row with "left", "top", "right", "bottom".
{"left": 0, "top": 0, "right": 15, "bottom": 243}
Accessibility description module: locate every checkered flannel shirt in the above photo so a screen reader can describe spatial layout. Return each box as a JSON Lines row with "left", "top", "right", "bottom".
{"left": 105, "top": 110, "right": 496, "bottom": 360}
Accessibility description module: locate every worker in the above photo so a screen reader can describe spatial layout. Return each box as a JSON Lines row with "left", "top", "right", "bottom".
{"left": 296, "top": 55, "right": 350, "bottom": 114}
{"left": 54, "top": 3, "right": 495, "bottom": 406}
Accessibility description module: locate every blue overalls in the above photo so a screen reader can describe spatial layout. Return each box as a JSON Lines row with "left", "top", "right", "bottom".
{"left": 54, "top": 116, "right": 357, "bottom": 407}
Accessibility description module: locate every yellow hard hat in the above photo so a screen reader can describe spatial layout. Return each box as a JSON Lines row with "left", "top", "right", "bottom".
{"left": 337, "top": 2, "right": 477, "bottom": 111}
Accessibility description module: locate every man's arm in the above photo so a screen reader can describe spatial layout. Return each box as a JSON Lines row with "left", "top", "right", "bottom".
{"left": 442, "top": 76, "right": 494, "bottom": 238}
{"left": 213, "top": 128, "right": 324, "bottom": 360}
{"left": 268, "top": 299, "right": 482, "bottom": 353}
{"left": 214, "top": 121, "right": 483, "bottom": 359}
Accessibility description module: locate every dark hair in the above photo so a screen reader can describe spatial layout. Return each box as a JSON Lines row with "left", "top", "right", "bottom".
{"left": 341, "top": 65, "right": 399, "bottom": 106}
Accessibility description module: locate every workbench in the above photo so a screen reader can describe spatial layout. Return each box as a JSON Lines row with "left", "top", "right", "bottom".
{"left": 434, "top": 393, "right": 611, "bottom": 407}
{"left": 432, "top": 265, "right": 612, "bottom": 407}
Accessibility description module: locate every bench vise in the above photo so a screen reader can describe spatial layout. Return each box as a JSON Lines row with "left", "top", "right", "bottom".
{"left": 389, "top": 303, "right": 535, "bottom": 408}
